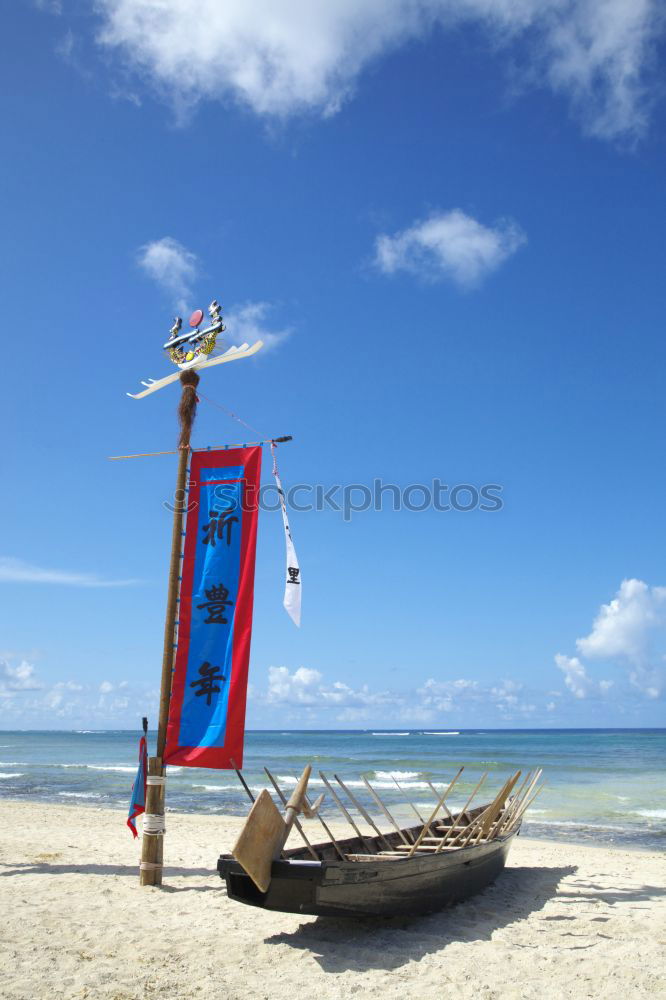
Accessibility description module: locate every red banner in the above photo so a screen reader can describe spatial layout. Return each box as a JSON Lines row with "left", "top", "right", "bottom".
{"left": 164, "top": 446, "right": 261, "bottom": 769}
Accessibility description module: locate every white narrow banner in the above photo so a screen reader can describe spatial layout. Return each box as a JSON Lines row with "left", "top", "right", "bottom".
{"left": 271, "top": 442, "right": 301, "bottom": 627}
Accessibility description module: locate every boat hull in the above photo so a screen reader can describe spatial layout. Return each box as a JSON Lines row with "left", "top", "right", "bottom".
{"left": 217, "top": 830, "right": 516, "bottom": 918}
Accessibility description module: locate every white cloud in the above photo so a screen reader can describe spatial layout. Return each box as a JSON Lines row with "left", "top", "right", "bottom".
{"left": 0, "top": 673, "right": 156, "bottom": 726}
{"left": 418, "top": 676, "right": 537, "bottom": 718}
{"left": 554, "top": 653, "right": 613, "bottom": 699}
{"left": 417, "top": 677, "right": 478, "bottom": 713}
{"left": 575, "top": 578, "right": 666, "bottom": 697}
{"left": 0, "top": 660, "right": 42, "bottom": 695}
{"left": 266, "top": 671, "right": 540, "bottom": 723}
{"left": 374, "top": 210, "right": 526, "bottom": 287}
{"left": 0, "top": 557, "right": 140, "bottom": 588}
{"left": 223, "top": 302, "right": 292, "bottom": 353}
{"left": 577, "top": 578, "right": 666, "bottom": 661}
{"left": 137, "top": 236, "right": 198, "bottom": 312}
{"left": 266, "top": 666, "right": 394, "bottom": 710}
{"left": 94, "top": 0, "right": 663, "bottom": 140}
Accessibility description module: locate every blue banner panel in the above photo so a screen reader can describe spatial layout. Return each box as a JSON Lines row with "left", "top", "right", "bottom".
{"left": 164, "top": 447, "right": 261, "bottom": 769}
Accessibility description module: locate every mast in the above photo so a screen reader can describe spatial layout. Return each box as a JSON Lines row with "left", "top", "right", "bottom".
{"left": 124, "top": 298, "right": 267, "bottom": 886}
{"left": 140, "top": 369, "right": 199, "bottom": 887}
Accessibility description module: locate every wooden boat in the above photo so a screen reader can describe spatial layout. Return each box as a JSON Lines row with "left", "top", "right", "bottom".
{"left": 218, "top": 806, "right": 518, "bottom": 917}
{"left": 217, "top": 765, "right": 543, "bottom": 918}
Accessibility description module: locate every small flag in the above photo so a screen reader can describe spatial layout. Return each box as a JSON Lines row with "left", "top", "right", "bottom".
{"left": 127, "top": 734, "right": 147, "bottom": 838}
{"left": 271, "top": 441, "right": 301, "bottom": 627}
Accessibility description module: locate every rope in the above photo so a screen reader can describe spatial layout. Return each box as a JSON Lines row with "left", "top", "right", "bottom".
{"left": 146, "top": 776, "right": 166, "bottom": 787}
{"left": 142, "top": 813, "right": 166, "bottom": 835}
{"left": 108, "top": 437, "right": 292, "bottom": 461}
{"left": 139, "top": 861, "right": 163, "bottom": 871}
{"left": 196, "top": 391, "right": 266, "bottom": 438}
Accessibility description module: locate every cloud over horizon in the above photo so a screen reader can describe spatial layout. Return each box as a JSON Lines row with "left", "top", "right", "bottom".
{"left": 257, "top": 666, "right": 544, "bottom": 725}
{"left": 95, "top": 0, "right": 663, "bottom": 140}
{"left": 0, "top": 557, "right": 140, "bottom": 588}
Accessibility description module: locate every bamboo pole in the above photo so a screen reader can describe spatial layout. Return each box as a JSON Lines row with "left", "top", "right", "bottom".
{"left": 494, "top": 770, "right": 540, "bottom": 836}
{"left": 406, "top": 767, "right": 464, "bottom": 858}
{"left": 424, "top": 779, "right": 456, "bottom": 827}
{"left": 288, "top": 772, "right": 344, "bottom": 860}
{"left": 231, "top": 759, "right": 255, "bottom": 804}
{"left": 465, "top": 771, "right": 521, "bottom": 847}
{"left": 502, "top": 781, "right": 545, "bottom": 834}
{"left": 264, "top": 768, "right": 319, "bottom": 860}
{"left": 362, "top": 777, "right": 411, "bottom": 845}
{"left": 436, "top": 771, "right": 489, "bottom": 849}
{"left": 392, "top": 776, "right": 426, "bottom": 824}
{"left": 108, "top": 436, "right": 292, "bottom": 462}
{"left": 140, "top": 371, "right": 199, "bottom": 886}
{"left": 319, "top": 772, "right": 375, "bottom": 851}
{"left": 333, "top": 775, "right": 392, "bottom": 850}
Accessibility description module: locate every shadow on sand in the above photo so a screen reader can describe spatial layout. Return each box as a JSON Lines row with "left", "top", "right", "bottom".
{"left": 263, "top": 863, "right": 666, "bottom": 972}
{"left": 263, "top": 864, "right": 579, "bottom": 971}
{"left": 0, "top": 861, "right": 216, "bottom": 888}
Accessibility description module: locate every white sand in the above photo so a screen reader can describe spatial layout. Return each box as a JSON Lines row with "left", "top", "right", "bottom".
{"left": 1, "top": 800, "right": 664, "bottom": 1000}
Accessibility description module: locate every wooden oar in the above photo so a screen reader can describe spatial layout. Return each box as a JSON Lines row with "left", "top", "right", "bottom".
{"left": 494, "top": 770, "right": 541, "bottom": 836}
{"left": 264, "top": 767, "right": 319, "bottom": 860}
{"left": 334, "top": 774, "right": 392, "bottom": 850}
{"left": 502, "top": 781, "right": 545, "bottom": 834}
{"left": 392, "top": 775, "right": 426, "bottom": 823}
{"left": 319, "top": 772, "right": 376, "bottom": 852}
{"left": 466, "top": 771, "right": 521, "bottom": 846}
{"left": 231, "top": 758, "right": 255, "bottom": 804}
{"left": 233, "top": 764, "right": 316, "bottom": 891}
{"left": 362, "top": 776, "right": 411, "bottom": 845}
{"left": 436, "top": 771, "right": 489, "bottom": 849}
{"left": 424, "top": 779, "right": 456, "bottom": 827}
{"left": 406, "top": 767, "right": 464, "bottom": 858}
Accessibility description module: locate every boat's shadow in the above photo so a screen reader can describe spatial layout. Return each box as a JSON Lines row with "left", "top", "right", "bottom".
{"left": 265, "top": 864, "right": 578, "bottom": 972}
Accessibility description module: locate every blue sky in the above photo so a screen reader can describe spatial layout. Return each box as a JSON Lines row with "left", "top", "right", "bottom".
{"left": 2, "top": 0, "right": 666, "bottom": 730}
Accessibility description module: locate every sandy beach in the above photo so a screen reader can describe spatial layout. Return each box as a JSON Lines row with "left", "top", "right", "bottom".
{"left": 1, "top": 801, "right": 664, "bottom": 1000}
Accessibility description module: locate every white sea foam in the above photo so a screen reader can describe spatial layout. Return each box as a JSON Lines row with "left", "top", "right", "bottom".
{"left": 86, "top": 765, "right": 136, "bottom": 773}
{"left": 422, "top": 731, "right": 460, "bottom": 736}
{"left": 275, "top": 773, "right": 434, "bottom": 791}
{"left": 0, "top": 772, "right": 23, "bottom": 778}
{"left": 527, "top": 819, "right": 629, "bottom": 833}
{"left": 0, "top": 761, "right": 28, "bottom": 766}
{"left": 60, "top": 764, "right": 138, "bottom": 773}
{"left": 59, "top": 792, "right": 101, "bottom": 799}
{"left": 192, "top": 784, "right": 252, "bottom": 793}
{"left": 374, "top": 770, "right": 420, "bottom": 781}
{"left": 372, "top": 732, "right": 410, "bottom": 736}
{"left": 635, "top": 809, "right": 666, "bottom": 819}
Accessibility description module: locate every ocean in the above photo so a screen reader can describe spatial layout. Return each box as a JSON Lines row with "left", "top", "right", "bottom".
{"left": 0, "top": 728, "right": 664, "bottom": 850}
